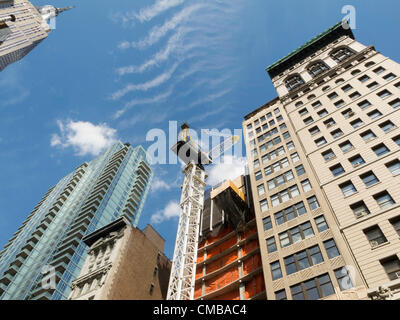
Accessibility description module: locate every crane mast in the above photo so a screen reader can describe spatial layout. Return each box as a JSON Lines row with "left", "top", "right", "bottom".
{"left": 167, "top": 123, "right": 239, "bottom": 300}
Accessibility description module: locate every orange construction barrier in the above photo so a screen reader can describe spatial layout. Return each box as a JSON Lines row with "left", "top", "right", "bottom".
{"left": 205, "top": 266, "right": 239, "bottom": 294}
{"left": 244, "top": 274, "right": 265, "bottom": 299}
{"left": 194, "top": 283, "right": 202, "bottom": 299}
{"left": 243, "top": 254, "right": 262, "bottom": 275}
{"left": 195, "top": 264, "right": 203, "bottom": 279}
{"left": 213, "top": 289, "right": 240, "bottom": 300}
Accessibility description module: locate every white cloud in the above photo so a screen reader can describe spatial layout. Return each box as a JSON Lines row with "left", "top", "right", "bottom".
{"left": 151, "top": 177, "right": 172, "bottom": 193}
{"left": 206, "top": 155, "right": 247, "bottom": 186}
{"left": 50, "top": 120, "right": 118, "bottom": 156}
{"left": 151, "top": 200, "right": 181, "bottom": 224}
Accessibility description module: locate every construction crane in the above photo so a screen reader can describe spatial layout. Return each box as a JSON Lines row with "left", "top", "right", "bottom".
{"left": 167, "top": 123, "right": 239, "bottom": 300}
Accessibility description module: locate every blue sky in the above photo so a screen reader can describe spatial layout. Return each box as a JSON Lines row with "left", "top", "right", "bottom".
{"left": 1, "top": 0, "right": 399, "bottom": 259}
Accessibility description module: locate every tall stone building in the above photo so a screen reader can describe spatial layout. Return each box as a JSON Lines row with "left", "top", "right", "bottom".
{"left": 68, "top": 217, "right": 171, "bottom": 300}
{"left": 243, "top": 21, "right": 400, "bottom": 300}
{"left": 0, "top": 142, "right": 152, "bottom": 300}
{"left": 0, "top": 0, "right": 72, "bottom": 72}
{"left": 194, "top": 175, "right": 266, "bottom": 300}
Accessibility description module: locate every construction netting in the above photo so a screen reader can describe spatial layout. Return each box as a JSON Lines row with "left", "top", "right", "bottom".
{"left": 242, "top": 225, "right": 257, "bottom": 239}
{"left": 242, "top": 239, "right": 259, "bottom": 256}
{"left": 243, "top": 254, "right": 262, "bottom": 276}
{"left": 197, "top": 251, "right": 204, "bottom": 263}
{"left": 194, "top": 283, "right": 202, "bottom": 299}
{"left": 244, "top": 274, "right": 265, "bottom": 300}
{"left": 206, "top": 225, "right": 233, "bottom": 245}
{"left": 205, "top": 250, "right": 238, "bottom": 274}
{"left": 213, "top": 289, "right": 240, "bottom": 300}
{"left": 206, "top": 235, "right": 237, "bottom": 259}
{"left": 195, "top": 264, "right": 203, "bottom": 280}
{"left": 205, "top": 266, "right": 239, "bottom": 294}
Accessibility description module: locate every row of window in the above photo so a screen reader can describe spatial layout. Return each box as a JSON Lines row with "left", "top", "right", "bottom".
{"left": 328, "top": 138, "right": 399, "bottom": 178}
{"left": 262, "top": 196, "right": 320, "bottom": 231}
{"left": 275, "top": 268, "right": 353, "bottom": 300}
{"left": 349, "top": 189, "right": 396, "bottom": 219}
{"left": 364, "top": 217, "right": 400, "bottom": 249}
{"left": 284, "top": 46, "right": 356, "bottom": 92}
{"left": 267, "top": 214, "right": 329, "bottom": 253}
{"left": 246, "top": 107, "right": 281, "bottom": 131}
{"left": 293, "top": 57, "right": 382, "bottom": 108}
{"left": 270, "top": 238, "right": 340, "bottom": 281}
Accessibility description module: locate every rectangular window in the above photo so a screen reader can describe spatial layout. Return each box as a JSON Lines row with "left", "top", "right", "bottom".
{"left": 364, "top": 225, "right": 387, "bottom": 247}
{"left": 342, "top": 108, "right": 354, "bottom": 119}
{"left": 383, "top": 73, "right": 396, "bottom": 81}
{"left": 372, "top": 143, "right": 390, "bottom": 157}
{"left": 255, "top": 171, "right": 262, "bottom": 181}
{"left": 349, "top": 154, "right": 365, "bottom": 167}
{"left": 309, "top": 126, "right": 320, "bottom": 136}
{"left": 323, "top": 239, "right": 340, "bottom": 258}
{"left": 317, "top": 109, "right": 328, "bottom": 118}
{"left": 271, "top": 261, "right": 282, "bottom": 280}
{"left": 331, "top": 128, "right": 344, "bottom": 139}
{"left": 334, "top": 99, "right": 345, "bottom": 108}
{"left": 393, "top": 135, "right": 400, "bottom": 147}
{"left": 373, "top": 191, "right": 395, "bottom": 209}
{"left": 312, "top": 100, "right": 322, "bottom": 109}
{"left": 322, "top": 149, "right": 336, "bottom": 161}
{"left": 307, "top": 196, "right": 320, "bottom": 210}
{"left": 315, "top": 215, "right": 329, "bottom": 232}
{"left": 324, "top": 118, "right": 336, "bottom": 128}
{"left": 339, "top": 181, "right": 357, "bottom": 197}
{"left": 295, "top": 164, "right": 305, "bottom": 176}
{"left": 328, "top": 92, "right": 338, "bottom": 100}
{"left": 260, "top": 199, "right": 269, "bottom": 213}
{"left": 360, "top": 130, "right": 376, "bottom": 142}
{"left": 266, "top": 236, "right": 277, "bottom": 253}
{"left": 349, "top": 91, "right": 361, "bottom": 100}
{"left": 290, "top": 273, "right": 334, "bottom": 300}
{"left": 342, "top": 84, "right": 353, "bottom": 92}
{"left": 350, "top": 118, "right": 364, "bottom": 129}
{"left": 389, "top": 98, "right": 400, "bottom": 109}
{"left": 301, "top": 179, "right": 312, "bottom": 192}
{"left": 367, "top": 109, "right": 382, "bottom": 120}
{"left": 358, "top": 75, "right": 370, "bottom": 83}
{"left": 335, "top": 267, "right": 354, "bottom": 291}
{"left": 274, "top": 201, "right": 307, "bottom": 226}
{"left": 386, "top": 159, "right": 400, "bottom": 175}
{"left": 275, "top": 289, "right": 286, "bottom": 300}
{"left": 377, "top": 89, "right": 392, "bottom": 99}
{"left": 263, "top": 216, "right": 272, "bottom": 230}
{"left": 358, "top": 99, "right": 371, "bottom": 110}
{"left": 351, "top": 201, "right": 370, "bottom": 218}
{"left": 379, "top": 120, "right": 395, "bottom": 132}
{"left": 373, "top": 66, "right": 386, "bottom": 74}
{"left": 380, "top": 256, "right": 400, "bottom": 281}
{"left": 367, "top": 81, "right": 379, "bottom": 90}
{"left": 315, "top": 137, "right": 327, "bottom": 147}
{"left": 283, "top": 131, "right": 291, "bottom": 140}
{"left": 339, "top": 140, "right": 354, "bottom": 153}
{"left": 304, "top": 116, "right": 314, "bottom": 125}
{"left": 389, "top": 216, "right": 400, "bottom": 236}
{"left": 291, "top": 152, "right": 300, "bottom": 163}
{"left": 257, "top": 184, "right": 265, "bottom": 196}
{"left": 330, "top": 163, "right": 345, "bottom": 177}
{"left": 286, "top": 141, "right": 295, "bottom": 150}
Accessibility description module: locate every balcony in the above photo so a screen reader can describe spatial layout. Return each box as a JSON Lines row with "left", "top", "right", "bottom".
{"left": 0, "top": 273, "right": 13, "bottom": 286}
{"left": 4, "top": 265, "right": 19, "bottom": 277}
{"left": 16, "top": 248, "right": 31, "bottom": 260}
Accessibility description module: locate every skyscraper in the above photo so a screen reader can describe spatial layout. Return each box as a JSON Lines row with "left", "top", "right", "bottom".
{"left": 243, "top": 21, "right": 400, "bottom": 300}
{"left": 0, "top": 142, "right": 152, "bottom": 300}
{"left": 0, "top": 0, "right": 72, "bottom": 72}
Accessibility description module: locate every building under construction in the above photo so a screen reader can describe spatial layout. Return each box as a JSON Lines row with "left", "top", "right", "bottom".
{"left": 194, "top": 175, "right": 266, "bottom": 300}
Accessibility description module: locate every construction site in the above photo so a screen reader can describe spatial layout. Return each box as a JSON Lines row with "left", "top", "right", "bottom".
{"left": 194, "top": 176, "right": 265, "bottom": 300}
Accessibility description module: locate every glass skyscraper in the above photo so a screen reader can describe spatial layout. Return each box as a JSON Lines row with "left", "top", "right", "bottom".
{"left": 0, "top": 142, "right": 152, "bottom": 300}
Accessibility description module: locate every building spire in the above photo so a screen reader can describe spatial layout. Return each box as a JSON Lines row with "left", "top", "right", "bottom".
{"left": 55, "top": 6, "right": 74, "bottom": 16}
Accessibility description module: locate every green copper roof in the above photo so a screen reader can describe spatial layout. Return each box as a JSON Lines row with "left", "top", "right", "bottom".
{"left": 266, "top": 21, "right": 354, "bottom": 78}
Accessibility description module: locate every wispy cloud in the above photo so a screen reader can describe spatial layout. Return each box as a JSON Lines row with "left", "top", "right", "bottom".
{"left": 111, "top": 62, "right": 180, "bottom": 101}
{"left": 135, "top": 0, "right": 185, "bottom": 23}
{"left": 131, "top": 3, "right": 207, "bottom": 48}
{"left": 113, "top": 86, "right": 173, "bottom": 119}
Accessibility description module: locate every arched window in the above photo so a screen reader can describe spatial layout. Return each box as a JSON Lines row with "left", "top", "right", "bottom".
{"left": 351, "top": 69, "right": 361, "bottom": 76}
{"left": 285, "top": 74, "right": 305, "bottom": 91}
{"left": 307, "top": 94, "right": 316, "bottom": 101}
{"left": 307, "top": 61, "right": 330, "bottom": 78}
{"left": 335, "top": 78, "right": 345, "bottom": 85}
{"left": 330, "top": 46, "right": 355, "bottom": 63}
{"left": 365, "top": 61, "right": 376, "bottom": 68}
{"left": 295, "top": 101, "right": 304, "bottom": 108}
{"left": 322, "top": 85, "right": 331, "bottom": 92}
